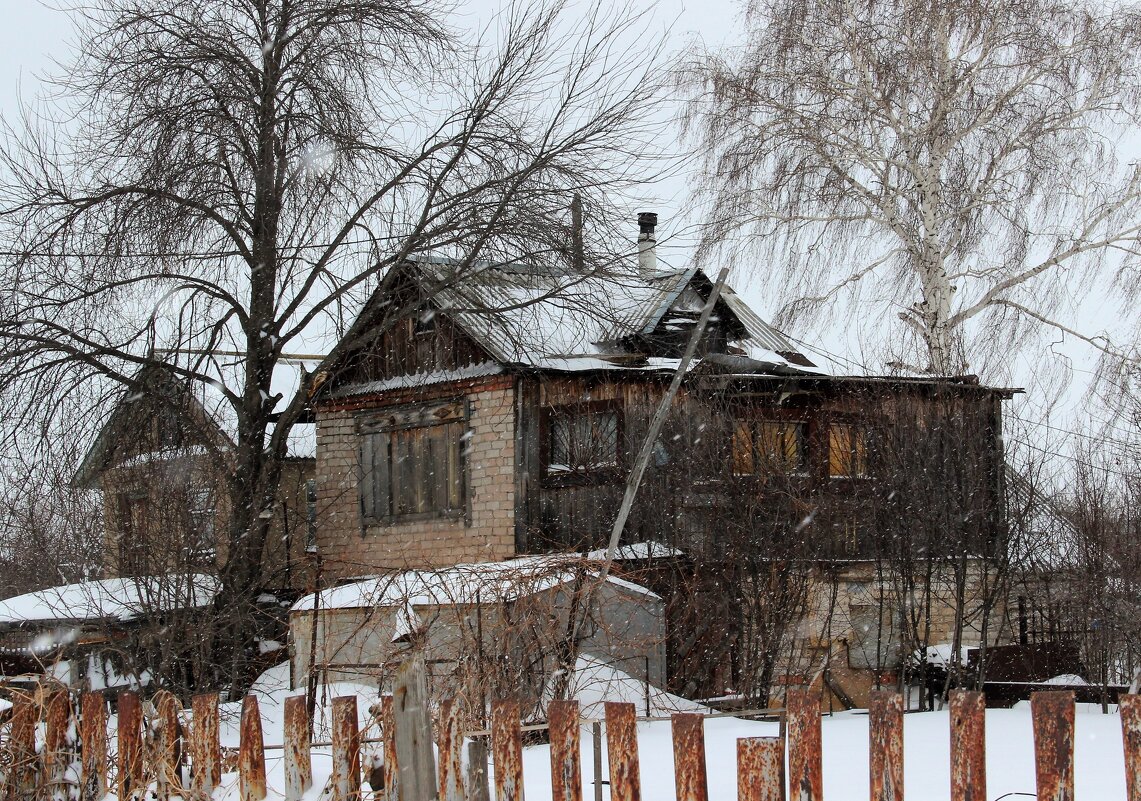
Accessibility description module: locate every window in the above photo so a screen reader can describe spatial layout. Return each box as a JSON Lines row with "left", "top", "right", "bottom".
{"left": 545, "top": 404, "right": 620, "bottom": 476}
{"left": 828, "top": 422, "right": 870, "bottom": 478}
{"left": 305, "top": 479, "right": 318, "bottom": 552}
{"left": 187, "top": 487, "right": 217, "bottom": 563}
{"left": 732, "top": 420, "right": 806, "bottom": 475}
{"left": 359, "top": 401, "right": 466, "bottom": 523}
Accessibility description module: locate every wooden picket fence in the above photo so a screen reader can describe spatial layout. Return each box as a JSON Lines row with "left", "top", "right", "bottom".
{"left": 4, "top": 684, "right": 1141, "bottom": 801}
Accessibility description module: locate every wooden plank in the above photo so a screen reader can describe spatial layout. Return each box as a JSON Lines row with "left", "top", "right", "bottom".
{"left": 671, "top": 713, "right": 709, "bottom": 801}
{"left": 284, "top": 695, "right": 313, "bottom": 801}
{"left": 1031, "top": 691, "right": 1074, "bottom": 801}
{"left": 604, "top": 702, "right": 641, "bottom": 801}
{"left": 491, "top": 699, "right": 523, "bottom": 801}
{"left": 1122, "top": 694, "right": 1141, "bottom": 801}
{"left": 80, "top": 692, "right": 107, "bottom": 801}
{"left": 8, "top": 695, "right": 36, "bottom": 801}
{"left": 332, "top": 696, "right": 361, "bottom": 801}
{"left": 737, "top": 738, "right": 785, "bottom": 801}
{"left": 869, "top": 691, "right": 903, "bottom": 801}
{"left": 153, "top": 690, "right": 183, "bottom": 799}
{"left": 949, "top": 690, "right": 986, "bottom": 801}
{"left": 785, "top": 688, "right": 822, "bottom": 801}
{"left": 118, "top": 692, "right": 143, "bottom": 801}
{"left": 438, "top": 699, "right": 466, "bottom": 801}
{"left": 42, "top": 689, "right": 71, "bottom": 801}
{"left": 383, "top": 695, "right": 400, "bottom": 801}
{"left": 191, "top": 693, "right": 221, "bottom": 795}
{"left": 549, "top": 700, "right": 582, "bottom": 801}
{"left": 239, "top": 695, "right": 267, "bottom": 801}
{"left": 395, "top": 657, "right": 438, "bottom": 801}
{"left": 466, "top": 738, "right": 491, "bottom": 801}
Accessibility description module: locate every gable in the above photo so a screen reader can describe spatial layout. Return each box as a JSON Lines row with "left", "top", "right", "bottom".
{"left": 72, "top": 367, "right": 233, "bottom": 488}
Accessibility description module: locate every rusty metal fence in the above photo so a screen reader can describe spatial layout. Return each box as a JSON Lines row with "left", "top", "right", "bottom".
{"left": 1, "top": 685, "right": 1140, "bottom": 800}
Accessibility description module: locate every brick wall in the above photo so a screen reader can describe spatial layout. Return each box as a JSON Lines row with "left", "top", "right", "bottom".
{"left": 315, "top": 375, "right": 517, "bottom": 579}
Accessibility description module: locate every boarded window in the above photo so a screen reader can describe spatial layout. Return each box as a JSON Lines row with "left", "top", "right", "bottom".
{"left": 828, "top": 422, "right": 870, "bottom": 478}
{"left": 546, "top": 405, "right": 620, "bottom": 474}
{"left": 732, "top": 420, "right": 806, "bottom": 475}
{"left": 359, "top": 401, "right": 466, "bottom": 522}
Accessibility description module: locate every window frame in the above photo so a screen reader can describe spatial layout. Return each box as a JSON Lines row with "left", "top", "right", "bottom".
{"left": 540, "top": 400, "right": 624, "bottom": 487}
{"left": 357, "top": 399, "right": 469, "bottom": 525}
{"left": 730, "top": 417, "right": 809, "bottom": 477}
{"left": 825, "top": 419, "right": 873, "bottom": 480}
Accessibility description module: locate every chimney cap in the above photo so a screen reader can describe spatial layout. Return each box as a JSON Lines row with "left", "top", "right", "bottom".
{"left": 637, "top": 212, "right": 658, "bottom": 234}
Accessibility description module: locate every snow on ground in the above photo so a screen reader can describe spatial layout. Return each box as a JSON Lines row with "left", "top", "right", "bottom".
{"left": 515, "top": 707, "right": 1130, "bottom": 801}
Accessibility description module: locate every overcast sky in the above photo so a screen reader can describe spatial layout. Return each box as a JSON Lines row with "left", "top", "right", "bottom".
{"left": 0, "top": 0, "right": 1116, "bottom": 451}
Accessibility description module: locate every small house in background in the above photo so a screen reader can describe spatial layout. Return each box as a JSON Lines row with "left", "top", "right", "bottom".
{"left": 71, "top": 362, "right": 319, "bottom": 593}
{"left": 304, "top": 213, "right": 1019, "bottom": 709}
{"left": 289, "top": 555, "right": 667, "bottom": 714}
{"left": 0, "top": 574, "right": 218, "bottom": 694}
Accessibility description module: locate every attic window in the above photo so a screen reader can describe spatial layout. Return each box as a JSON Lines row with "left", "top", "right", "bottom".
{"left": 358, "top": 401, "right": 467, "bottom": 524}
{"left": 544, "top": 402, "right": 621, "bottom": 479}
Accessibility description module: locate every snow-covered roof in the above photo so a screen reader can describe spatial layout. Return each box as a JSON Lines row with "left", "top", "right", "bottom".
{"left": 291, "top": 555, "right": 659, "bottom": 613}
{"left": 0, "top": 575, "right": 219, "bottom": 626}
{"left": 345, "top": 257, "right": 821, "bottom": 377}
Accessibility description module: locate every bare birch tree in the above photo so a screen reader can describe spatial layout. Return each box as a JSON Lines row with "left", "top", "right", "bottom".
{"left": 0, "top": 0, "right": 668, "bottom": 692}
{"left": 682, "top": 0, "right": 1141, "bottom": 375}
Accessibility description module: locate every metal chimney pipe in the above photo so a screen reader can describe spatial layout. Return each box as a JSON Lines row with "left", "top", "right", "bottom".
{"left": 637, "top": 212, "right": 658, "bottom": 278}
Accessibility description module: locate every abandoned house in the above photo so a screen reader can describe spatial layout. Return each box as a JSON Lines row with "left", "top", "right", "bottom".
{"left": 72, "top": 363, "right": 319, "bottom": 592}
{"left": 303, "top": 213, "right": 1019, "bottom": 707}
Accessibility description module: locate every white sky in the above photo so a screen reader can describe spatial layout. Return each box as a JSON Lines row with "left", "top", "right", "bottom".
{"left": 0, "top": 0, "right": 1126, "bottom": 473}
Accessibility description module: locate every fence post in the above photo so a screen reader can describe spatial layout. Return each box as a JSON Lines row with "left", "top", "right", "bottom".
{"left": 491, "top": 699, "right": 524, "bottom": 801}
{"left": 80, "top": 692, "right": 107, "bottom": 801}
{"left": 786, "top": 688, "right": 822, "bottom": 801}
{"left": 239, "top": 695, "right": 267, "bottom": 801}
{"left": 438, "top": 699, "right": 466, "bottom": 801}
{"left": 949, "top": 690, "right": 986, "bottom": 801}
{"left": 118, "top": 692, "right": 143, "bottom": 801}
{"left": 284, "top": 695, "right": 313, "bottom": 801}
{"left": 466, "top": 737, "right": 491, "bottom": 801}
{"left": 604, "top": 702, "right": 641, "bottom": 801}
{"left": 42, "top": 688, "right": 72, "bottom": 801}
{"left": 549, "top": 700, "right": 582, "bottom": 801}
{"left": 1030, "top": 691, "right": 1074, "bottom": 801}
{"left": 191, "top": 693, "right": 221, "bottom": 797}
{"left": 332, "top": 696, "right": 361, "bottom": 801}
{"left": 383, "top": 695, "right": 401, "bottom": 801}
{"left": 737, "top": 738, "right": 785, "bottom": 801}
{"left": 394, "top": 657, "right": 437, "bottom": 801}
{"left": 672, "top": 713, "right": 709, "bottom": 801}
{"left": 1122, "top": 694, "right": 1141, "bottom": 801}
{"left": 869, "top": 691, "right": 903, "bottom": 801}
{"left": 153, "top": 690, "right": 184, "bottom": 799}
{"left": 8, "top": 695, "right": 37, "bottom": 801}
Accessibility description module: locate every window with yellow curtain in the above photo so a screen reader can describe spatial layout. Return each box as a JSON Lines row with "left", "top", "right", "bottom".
{"left": 732, "top": 419, "right": 806, "bottom": 474}
{"left": 828, "top": 422, "right": 870, "bottom": 478}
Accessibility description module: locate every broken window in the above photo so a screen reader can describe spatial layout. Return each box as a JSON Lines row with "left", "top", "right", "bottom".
{"left": 545, "top": 403, "right": 620, "bottom": 475}
{"left": 359, "top": 401, "right": 466, "bottom": 523}
{"left": 732, "top": 419, "right": 806, "bottom": 475}
{"left": 828, "top": 422, "right": 870, "bottom": 478}
{"left": 187, "top": 487, "right": 216, "bottom": 563}
{"left": 305, "top": 479, "right": 318, "bottom": 552}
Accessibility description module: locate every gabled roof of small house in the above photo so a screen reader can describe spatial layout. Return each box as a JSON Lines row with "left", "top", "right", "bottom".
{"left": 291, "top": 554, "right": 659, "bottom": 613}
{"left": 73, "top": 361, "right": 318, "bottom": 488}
